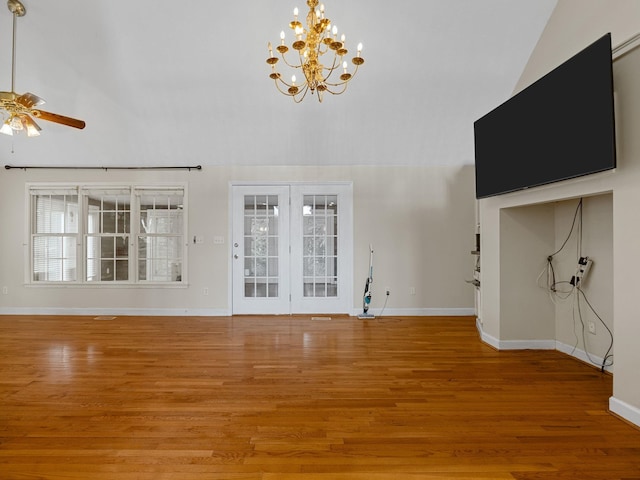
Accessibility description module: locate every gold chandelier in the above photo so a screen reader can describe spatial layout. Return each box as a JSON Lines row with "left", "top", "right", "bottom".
{"left": 266, "top": 0, "right": 364, "bottom": 103}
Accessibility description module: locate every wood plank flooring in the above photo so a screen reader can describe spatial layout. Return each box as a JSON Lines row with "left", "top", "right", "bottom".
{"left": 0, "top": 315, "right": 639, "bottom": 479}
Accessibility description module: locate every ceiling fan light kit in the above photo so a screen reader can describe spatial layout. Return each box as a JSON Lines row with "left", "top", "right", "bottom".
{"left": 0, "top": 0, "right": 85, "bottom": 137}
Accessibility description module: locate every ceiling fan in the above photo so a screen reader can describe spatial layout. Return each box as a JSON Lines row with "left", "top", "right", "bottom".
{"left": 0, "top": 0, "right": 85, "bottom": 137}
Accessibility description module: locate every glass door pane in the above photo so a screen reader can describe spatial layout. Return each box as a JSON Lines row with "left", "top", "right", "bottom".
{"left": 232, "top": 186, "right": 290, "bottom": 315}
{"left": 243, "top": 194, "right": 280, "bottom": 298}
{"left": 290, "top": 184, "right": 353, "bottom": 314}
{"left": 302, "top": 195, "right": 338, "bottom": 297}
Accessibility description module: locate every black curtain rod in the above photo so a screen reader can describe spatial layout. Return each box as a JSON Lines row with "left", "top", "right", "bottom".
{"left": 5, "top": 165, "right": 202, "bottom": 171}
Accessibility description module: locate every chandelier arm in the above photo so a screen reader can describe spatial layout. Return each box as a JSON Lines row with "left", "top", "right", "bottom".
{"left": 320, "top": 67, "right": 341, "bottom": 84}
{"left": 273, "top": 78, "right": 311, "bottom": 99}
{"left": 273, "top": 73, "right": 294, "bottom": 88}
{"left": 318, "top": 41, "right": 331, "bottom": 55}
{"left": 273, "top": 79, "right": 294, "bottom": 96}
{"left": 274, "top": 72, "right": 310, "bottom": 92}
{"left": 278, "top": 53, "right": 305, "bottom": 70}
{"left": 323, "top": 63, "right": 360, "bottom": 87}
{"left": 319, "top": 53, "right": 343, "bottom": 80}
{"left": 322, "top": 82, "right": 349, "bottom": 96}
{"left": 292, "top": 86, "right": 310, "bottom": 103}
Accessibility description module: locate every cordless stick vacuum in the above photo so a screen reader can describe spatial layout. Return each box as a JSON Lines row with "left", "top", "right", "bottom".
{"left": 358, "top": 244, "right": 375, "bottom": 319}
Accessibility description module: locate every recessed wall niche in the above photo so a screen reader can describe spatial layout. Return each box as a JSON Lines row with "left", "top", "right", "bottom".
{"left": 499, "top": 193, "right": 613, "bottom": 369}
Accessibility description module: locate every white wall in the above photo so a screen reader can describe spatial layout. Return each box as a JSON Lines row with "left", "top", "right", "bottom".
{"left": 0, "top": 165, "right": 476, "bottom": 316}
{"left": 479, "top": 0, "right": 640, "bottom": 427}
{"left": 498, "top": 203, "right": 556, "bottom": 343}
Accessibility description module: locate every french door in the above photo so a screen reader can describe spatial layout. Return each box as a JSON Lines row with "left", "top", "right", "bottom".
{"left": 231, "top": 184, "right": 352, "bottom": 315}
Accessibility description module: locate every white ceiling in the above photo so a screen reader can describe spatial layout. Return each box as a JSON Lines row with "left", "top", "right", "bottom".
{"left": 0, "top": 0, "right": 557, "bottom": 168}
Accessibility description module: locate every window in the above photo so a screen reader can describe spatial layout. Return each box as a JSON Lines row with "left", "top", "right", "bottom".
{"left": 32, "top": 189, "right": 79, "bottom": 282}
{"left": 137, "top": 189, "right": 184, "bottom": 282}
{"left": 85, "top": 189, "right": 131, "bottom": 282}
{"left": 29, "top": 184, "right": 186, "bottom": 285}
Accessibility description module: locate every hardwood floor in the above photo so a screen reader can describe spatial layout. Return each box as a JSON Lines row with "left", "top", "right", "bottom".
{"left": 0, "top": 314, "right": 639, "bottom": 479}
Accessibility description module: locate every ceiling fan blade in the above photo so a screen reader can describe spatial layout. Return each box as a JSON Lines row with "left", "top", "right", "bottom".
{"left": 20, "top": 114, "right": 41, "bottom": 136}
{"left": 17, "top": 92, "right": 45, "bottom": 108}
{"left": 31, "top": 109, "right": 86, "bottom": 130}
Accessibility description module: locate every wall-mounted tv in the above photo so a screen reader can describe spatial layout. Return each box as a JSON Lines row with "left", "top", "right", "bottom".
{"left": 474, "top": 33, "right": 616, "bottom": 199}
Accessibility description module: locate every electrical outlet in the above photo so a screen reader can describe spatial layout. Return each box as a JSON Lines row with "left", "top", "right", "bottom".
{"left": 588, "top": 321, "right": 596, "bottom": 335}
{"left": 2, "top": 286, "right": 7, "bottom": 295}
{"left": 409, "top": 287, "right": 416, "bottom": 295}
{"left": 203, "top": 287, "right": 209, "bottom": 296}
{"left": 385, "top": 286, "right": 390, "bottom": 296}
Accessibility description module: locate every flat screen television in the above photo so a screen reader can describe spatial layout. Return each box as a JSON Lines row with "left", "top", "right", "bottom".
{"left": 473, "top": 33, "right": 616, "bottom": 199}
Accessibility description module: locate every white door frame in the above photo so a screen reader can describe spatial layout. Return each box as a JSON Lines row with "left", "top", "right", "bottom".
{"left": 229, "top": 181, "right": 353, "bottom": 315}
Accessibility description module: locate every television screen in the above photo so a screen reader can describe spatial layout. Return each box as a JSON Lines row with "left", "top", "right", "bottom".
{"left": 474, "top": 33, "right": 616, "bottom": 199}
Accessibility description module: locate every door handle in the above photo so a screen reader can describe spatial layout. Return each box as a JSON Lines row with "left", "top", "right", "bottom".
{"left": 234, "top": 254, "right": 239, "bottom": 259}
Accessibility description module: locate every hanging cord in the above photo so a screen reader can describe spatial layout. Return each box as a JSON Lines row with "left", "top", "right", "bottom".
{"left": 538, "top": 198, "right": 613, "bottom": 371}
{"left": 550, "top": 198, "right": 583, "bottom": 259}
{"left": 576, "top": 287, "right": 614, "bottom": 372}
{"left": 538, "top": 199, "right": 583, "bottom": 296}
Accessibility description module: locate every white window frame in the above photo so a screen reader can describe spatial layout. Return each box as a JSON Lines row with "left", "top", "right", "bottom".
{"left": 26, "top": 182, "right": 188, "bottom": 286}
{"left": 82, "top": 187, "right": 132, "bottom": 283}
{"left": 135, "top": 187, "right": 186, "bottom": 284}
{"left": 29, "top": 187, "right": 80, "bottom": 283}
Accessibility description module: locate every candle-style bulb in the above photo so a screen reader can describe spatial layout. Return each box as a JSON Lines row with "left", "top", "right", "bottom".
{"left": 357, "top": 42, "right": 363, "bottom": 56}
{"left": 291, "top": 75, "right": 297, "bottom": 85}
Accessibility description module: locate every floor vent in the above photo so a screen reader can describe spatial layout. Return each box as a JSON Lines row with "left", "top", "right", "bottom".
{"left": 311, "top": 316, "right": 331, "bottom": 321}
{"left": 94, "top": 316, "right": 117, "bottom": 321}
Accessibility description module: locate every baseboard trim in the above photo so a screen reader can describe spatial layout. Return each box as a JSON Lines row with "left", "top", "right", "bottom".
{"left": 352, "top": 307, "right": 475, "bottom": 317}
{"left": 475, "top": 320, "right": 612, "bottom": 370}
{"left": 476, "top": 319, "right": 556, "bottom": 350}
{"left": 497, "top": 338, "right": 557, "bottom": 350}
{"left": 556, "top": 340, "right": 612, "bottom": 373}
{"left": 609, "top": 397, "right": 640, "bottom": 429}
{"left": 0, "top": 307, "right": 474, "bottom": 318}
{"left": 476, "top": 318, "right": 500, "bottom": 349}
{"left": 0, "top": 307, "right": 231, "bottom": 317}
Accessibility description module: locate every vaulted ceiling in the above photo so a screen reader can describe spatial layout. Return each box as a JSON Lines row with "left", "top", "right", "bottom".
{"left": 0, "top": 0, "right": 557, "bottom": 168}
